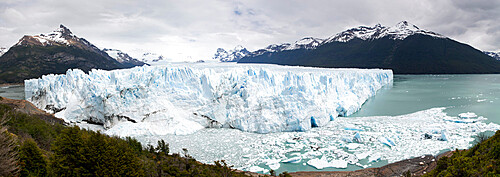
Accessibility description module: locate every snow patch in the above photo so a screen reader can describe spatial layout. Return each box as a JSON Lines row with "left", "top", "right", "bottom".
{"left": 325, "top": 21, "right": 446, "bottom": 43}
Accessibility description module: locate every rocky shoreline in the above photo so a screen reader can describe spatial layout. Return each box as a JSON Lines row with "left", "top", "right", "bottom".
{"left": 0, "top": 83, "right": 24, "bottom": 87}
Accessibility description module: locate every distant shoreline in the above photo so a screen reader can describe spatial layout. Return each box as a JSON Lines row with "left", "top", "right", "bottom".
{"left": 0, "top": 83, "right": 24, "bottom": 87}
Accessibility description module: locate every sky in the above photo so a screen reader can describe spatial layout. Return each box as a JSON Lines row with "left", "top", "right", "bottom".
{"left": 1, "top": 0, "right": 499, "bottom": 61}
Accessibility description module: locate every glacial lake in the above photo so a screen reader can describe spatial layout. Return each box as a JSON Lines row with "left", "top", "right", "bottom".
{"left": 2, "top": 74, "right": 500, "bottom": 174}
{"left": 352, "top": 74, "right": 500, "bottom": 124}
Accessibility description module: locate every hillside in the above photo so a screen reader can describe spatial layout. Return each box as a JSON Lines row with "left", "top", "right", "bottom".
{"left": 238, "top": 21, "right": 500, "bottom": 74}
{"left": 0, "top": 25, "right": 145, "bottom": 84}
{"left": 0, "top": 96, "right": 253, "bottom": 177}
{"left": 425, "top": 131, "right": 500, "bottom": 176}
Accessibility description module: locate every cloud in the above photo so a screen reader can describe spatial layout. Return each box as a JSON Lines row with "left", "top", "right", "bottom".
{"left": 0, "top": 0, "right": 499, "bottom": 61}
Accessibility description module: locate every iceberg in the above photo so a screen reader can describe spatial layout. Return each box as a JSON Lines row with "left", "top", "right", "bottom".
{"left": 25, "top": 63, "right": 392, "bottom": 134}
{"left": 438, "top": 131, "right": 448, "bottom": 141}
{"left": 459, "top": 112, "right": 477, "bottom": 119}
{"left": 307, "top": 158, "right": 348, "bottom": 169}
{"left": 353, "top": 132, "right": 362, "bottom": 143}
{"left": 378, "top": 137, "right": 396, "bottom": 147}
{"left": 282, "top": 156, "right": 302, "bottom": 163}
{"left": 346, "top": 143, "right": 361, "bottom": 150}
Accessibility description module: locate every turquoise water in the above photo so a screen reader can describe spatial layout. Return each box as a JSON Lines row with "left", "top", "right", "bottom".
{"left": 352, "top": 75, "right": 500, "bottom": 124}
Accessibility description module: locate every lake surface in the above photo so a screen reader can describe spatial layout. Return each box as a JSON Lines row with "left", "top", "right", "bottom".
{"left": 352, "top": 75, "right": 500, "bottom": 124}
{"left": 0, "top": 85, "right": 24, "bottom": 100}
{"left": 2, "top": 75, "right": 500, "bottom": 174}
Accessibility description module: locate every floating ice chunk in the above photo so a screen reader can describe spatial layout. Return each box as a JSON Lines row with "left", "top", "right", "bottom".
{"left": 346, "top": 143, "right": 361, "bottom": 150}
{"left": 307, "top": 158, "right": 348, "bottom": 169}
{"left": 445, "top": 118, "right": 481, "bottom": 123}
{"left": 307, "top": 158, "right": 330, "bottom": 170}
{"left": 282, "top": 156, "right": 302, "bottom": 163}
{"left": 353, "top": 132, "right": 362, "bottom": 143}
{"left": 302, "top": 150, "right": 322, "bottom": 159}
{"left": 342, "top": 136, "right": 353, "bottom": 143}
{"left": 459, "top": 112, "right": 478, "bottom": 119}
{"left": 378, "top": 137, "right": 396, "bottom": 147}
{"left": 344, "top": 127, "right": 364, "bottom": 131}
{"left": 248, "top": 166, "right": 266, "bottom": 173}
{"left": 476, "top": 99, "right": 487, "bottom": 103}
{"left": 264, "top": 159, "right": 281, "bottom": 170}
{"left": 355, "top": 151, "right": 371, "bottom": 160}
{"left": 368, "top": 153, "right": 382, "bottom": 162}
{"left": 268, "top": 163, "right": 280, "bottom": 170}
{"left": 438, "top": 131, "right": 448, "bottom": 141}
{"left": 330, "top": 159, "right": 348, "bottom": 169}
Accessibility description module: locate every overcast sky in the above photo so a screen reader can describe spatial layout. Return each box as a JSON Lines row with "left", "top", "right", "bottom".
{"left": 1, "top": 0, "right": 499, "bottom": 61}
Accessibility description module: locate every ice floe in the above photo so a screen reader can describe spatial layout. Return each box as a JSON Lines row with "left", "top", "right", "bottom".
{"left": 134, "top": 108, "right": 500, "bottom": 173}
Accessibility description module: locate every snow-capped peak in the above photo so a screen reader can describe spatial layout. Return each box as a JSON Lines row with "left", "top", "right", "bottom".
{"left": 15, "top": 24, "right": 79, "bottom": 46}
{"left": 103, "top": 48, "right": 146, "bottom": 66}
{"left": 103, "top": 48, "right": 132, "bottom": 63}
{"left": 325, "top": 21, "right": 445, "bottom": 43}
{"left": 284, "top": 37, "right": 324, "bottom": 50}
{"left": 140, "top": 52, "right": 169, "bottom": 65}
{"left": 233, "top": 45, "right": 245, "bottom": 51}
{"left": 393, "top": 21, "right": 419, "bottom": 31}
{"left": 213, "top": 45, "right": 250, "bottom": 62}
{"left": 483, "top": 51, "right": 500, "bottom": 60}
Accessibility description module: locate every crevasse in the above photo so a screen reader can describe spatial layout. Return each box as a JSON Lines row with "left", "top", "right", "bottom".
{"left": 25, "top": 63, "right": 393, "bottom": 135}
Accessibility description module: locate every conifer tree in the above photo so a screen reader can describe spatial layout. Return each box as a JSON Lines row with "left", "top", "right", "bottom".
{"left": 19, "top": 138, "right": 47, "bottom": 177}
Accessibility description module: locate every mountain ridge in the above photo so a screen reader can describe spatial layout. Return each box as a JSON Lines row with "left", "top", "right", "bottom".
{"left": 237, "top": 21, "right": 500, "bottom": 74}
{"left": 0, "top": 25, "right": 145, "bottom": 84}
{"left": 213, "top": 45, "right": 251, "bottom": 62}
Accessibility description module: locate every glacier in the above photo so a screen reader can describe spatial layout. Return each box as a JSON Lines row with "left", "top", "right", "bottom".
{"left": 25, "top": 62, "right": 392, "bottom": 134}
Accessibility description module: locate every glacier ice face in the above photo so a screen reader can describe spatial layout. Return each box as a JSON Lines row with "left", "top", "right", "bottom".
{"left": 25, "top": 63, "right": 392, "bottom": 134}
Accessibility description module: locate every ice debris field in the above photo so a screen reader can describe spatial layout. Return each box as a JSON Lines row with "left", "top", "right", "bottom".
{"left": 24, "top": 62, "right": 500, "bottom": 173}
{"left": 139, "top": 107, "right": 500, "bottom": 173}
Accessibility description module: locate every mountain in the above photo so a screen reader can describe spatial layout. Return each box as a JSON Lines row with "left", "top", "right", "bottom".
{"left": 238, "top": 21, "right": 500, "bottom": 74}
{"left": 212, "top": 45, "right": 250, "bottom": 62}
{"left": 0, "top": 25, "right": 144, "bottom": 84}
{"left": 102, "top": 48, "right": 146, "bottom": 67}
{"left": 0, "top": 47, "right": 7, "bottom": 57}
{"left": 139, "top": 52, "right": 169, "bottom": 65}
{"left": 484, "top": 51, "right": 500, "bottom": 60}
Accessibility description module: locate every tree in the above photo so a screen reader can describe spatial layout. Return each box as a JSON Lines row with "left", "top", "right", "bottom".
{"left": 19, "top": 138, "right": 47, "bottom": 177}
{"left": 473, "top": 132, "right": 490, "bottom": 145}
{"left": 0, "top": 113, "right": 19, "bottom": 176}
{"left": 156, "top": 139, "right": 169, "bottom": 155}
{"left": 49, "top": 126, "right": 85, "bottom": 176}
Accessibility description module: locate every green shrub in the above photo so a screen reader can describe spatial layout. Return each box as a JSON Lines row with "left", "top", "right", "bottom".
{"left": 19, "top": 138, "right": 48, "bottom": 177}
{"left": 426, "top": 130, "right": 500, "bottom": 176}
